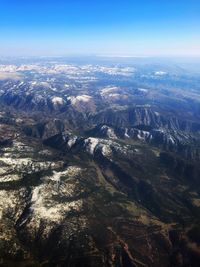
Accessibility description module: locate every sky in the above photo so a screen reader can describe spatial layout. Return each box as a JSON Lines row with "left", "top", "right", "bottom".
{"left": 0, "top": 0, "right": 200, "bottom": 57}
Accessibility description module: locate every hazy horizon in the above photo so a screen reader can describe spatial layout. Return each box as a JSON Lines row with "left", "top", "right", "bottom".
{"left": 0, "top": 0, "right": 200, "bottom": 57}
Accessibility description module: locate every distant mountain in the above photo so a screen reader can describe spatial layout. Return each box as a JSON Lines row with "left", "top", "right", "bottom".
{"left": 0, "top": 59, "right": 200, "bottom": 267}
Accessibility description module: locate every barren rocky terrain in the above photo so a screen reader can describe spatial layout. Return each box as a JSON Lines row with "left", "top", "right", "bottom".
{"left": 0, "top": 57, "right": 200, "bottom": 266}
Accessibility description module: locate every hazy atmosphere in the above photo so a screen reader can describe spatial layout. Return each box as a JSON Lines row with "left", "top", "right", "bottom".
{"left": 1, "top": 1, "right": 200, "bottom": 267}
{"left": 0, "top": 0, "right": 200, "bottom": 56}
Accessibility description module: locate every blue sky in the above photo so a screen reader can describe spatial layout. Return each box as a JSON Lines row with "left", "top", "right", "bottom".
{"left": 0, "top": 0, "right": 200, "bottom": 56}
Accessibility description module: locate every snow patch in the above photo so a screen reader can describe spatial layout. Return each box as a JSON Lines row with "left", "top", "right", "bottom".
{"left": 84, "top": 137, "right": 99, "bottom": 155}
{"left": 68, "top": 95, "right": 93, "bottom": 106}
{"left": 52, "top": 97, "right": 65, "bottom": 105}
{"left": 154, "top": 71, "right": 167, "bottom": 76}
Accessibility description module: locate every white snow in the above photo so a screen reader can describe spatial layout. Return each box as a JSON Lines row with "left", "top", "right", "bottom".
{"left": 101, "top": 145, "right": 112, "bottom": 157}
{"left": 100, "top": 86, "right": 119, "bottom": 96}
{"left": 84, "top": 137, "right": 113, "bottom": 157}
{"left": 101, "top": 125, "right": 117, "bottom": 139}
{"left": 30, "top": 166, "right": 83, "bottom": 223}
{"left": 137, "top": 130, "right": 150, "bottom": 140}
{"left": 138, "top": 88, "right": 148, "bottom": 93}
{"left": 168, "top": 136, "right": 175, "bottom": 145}
{"left": 0, "top": 174, "right": 21, "bottom": 182}
{"left": 68, "top": 95, "right": 92, "bottom": 106}
{"left": 154, "top": 71, "right": 167, "bottom": 76}
{"left": 124, "top": 128, "right": 130, "bottom": 138}
{"left": 44, "top": 167, "right": 82, "bottom": 183}
{"left": 67, "top": 136, "right": 78, "bottom": 148}
{"left": 51, "top": 97, "right": 65, "bottom": 105}
{"left": 84, "top": 137, "right": 99, "bottom": 155}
